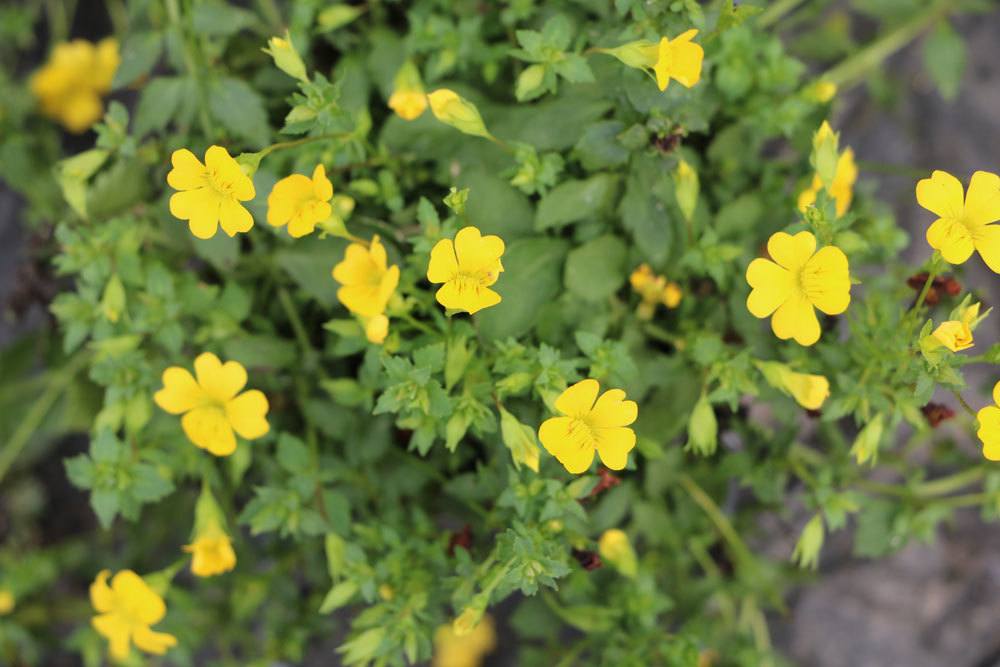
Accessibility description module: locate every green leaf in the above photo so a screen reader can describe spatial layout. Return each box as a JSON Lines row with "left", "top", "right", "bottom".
{"left": 91, "top": 489, "right": 120, "bottom": 529}
{"left": 319, "top": 580, "right": 359, "bottom": 613}
{"left": 113, "top": 31, "right": 163, "bottom": 89}
{"left": 619, "top": 155, "right": 674, "bottom": 265}
{"left": 563, "top": 235, "right": 627, "bottom": 301}
{"left": 922, "top": 21, "right": 966, "bottom": 101}
{"left": 223, "top": 335, "right": 298, "bottom": 369}
{"left": 458, "top": 169, "right": 534, "bottom": 239}
{"left": 477, "top": 238, "right": 568, "bottom": 340}
{"left": 535, "top": 174, "right": 619, "bottom": 230}
{"left": 191, "top": 2, "right": 257, "bottom": 37}
{"left": 574, "top": 121, "right": 629, "bottom": 171}
{"left": 209, "top": 77, "right": 270, "bottom": 147}
{"left": 276, "top": 237, "right": 348, "bottom": 307}
{"left": 134, "top": 77, "right": 190, "bottom": 137}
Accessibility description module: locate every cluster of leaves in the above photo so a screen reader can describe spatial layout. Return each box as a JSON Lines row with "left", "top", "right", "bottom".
{"left": 1, "top": 0, "right": 998, "bottom": 666}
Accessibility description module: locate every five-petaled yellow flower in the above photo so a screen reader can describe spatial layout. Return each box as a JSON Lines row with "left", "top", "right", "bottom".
{"left": 433, "top": 614, "right": 497, "bottom": 667}
{"left": 798, "top": 147, "right": 857, "bottom": 217}
{"left": 427, "top": 226, "right": 505, "bottom": 314}
{"left": 153, "top": 352, "right": 269, "bottom": 457}
{"left": 90, "top": 569, "right": 177, "bottom": 662}
{"left": 746, "top": 231, "right": 851, "bottom": 346}
{"left": 332, "top": 235, "right": 400, "bottom": 343}
{"left": 30, "top": 38, "right": 119, "bottom": 133}
{"left": 630, "top": 264, "right": 682, "bottom": 319}
{"left": 645, "top": 30, "right": 704, "bottom": 91}
{"left": 267, "top": 164, "right": 333, "bottom": 237}
{"left": 539, "top": 379, "right": 637, "bottom": 474}
{"left": 932, "top": 301, "right": 980, "bottom": 352}
{"left": 167, "top": 146, "right": 256, "bottom": 239}
{"left": 917, "top": 170, "right": 1000, "bottom": 273}
{"left": 976, "top": 381, "right": 1000, "bottom": 461}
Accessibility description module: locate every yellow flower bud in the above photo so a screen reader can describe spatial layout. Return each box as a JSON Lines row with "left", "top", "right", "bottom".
{"left": 674, "top": 159, "right": 699, "bottom": 222}
{"left": 755, "top": 361, "right": 830, "bottom": 410}
{"left": 427, "top": 89, "right": 494, "bottom": 140}
{"left": 452, "top": 606, "right": 484, "bottom": 637}
{"left": 806, "top": 80, "right": 838, "bottom": 103}
{"left": 600, "top": 40, "right": 658, "bottom": 69}
{"left": 811, "top": 121, "right": 840, "bottom": 189}
{"left": 791, "top": 514, "right": 825, "bottom": 570}
{"left": 388, "top": 61, "right": 427, "bottom": 120}
{"left": 598, "top": 529, "right": 638, "bottom": 578}
{"left": 0, "top": 589, "right": 14, "bottom": 615}
{"left": 851, "top": 413, "right": 884, "bottom": 465}
{"left": 264, "top": 33, "right": 309, "bottom": 82}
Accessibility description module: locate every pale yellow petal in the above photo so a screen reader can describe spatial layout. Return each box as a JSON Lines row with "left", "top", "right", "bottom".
{"left": 555, "top": 379, "right": 600, "bottom": 417}
{"left": 916, "top": 170, "right": 965, "bottom": 219}
{"left": 154, "top": 367, "right": 206, "bottom": 414}
{"left": 167, "top": 148, "right": 206, "bottom": 191}
{"left": 973, "top": 224, "right": 1000, "bottom": 273}
{"left": 194, "top": 352, "right": 247, "bottom": 402}
{"left": 182, "top": 406, "right": 237, "bottom": 456}
{"left": 427, "top": 239, "right": 458, "bottom": 283}
{"left": 802, "top": 245, "right": 851, "bottom": 315}
{"left": 132, "top": 626, "right": 178, "bottom": 655}
{"left": 538, "top": 416, "right": 596, "bottom": 474}
{"left": 225, "top": 390, "right": 269, "bottom": 440}
{"left": 218, "top": 198, "right": 254, "bottom": 237}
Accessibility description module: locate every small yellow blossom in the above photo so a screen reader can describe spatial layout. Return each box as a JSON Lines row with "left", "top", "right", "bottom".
{"left": 643, "top": 30, "right": 704, "bottom": 91}
{"left": 756, "top": 361, "right": 830, "bottom": 410}
{"left": 976, "top": 381, "right": 1000, "bottom": 461}
{"left": 0, "top": 589, "right": 14, "bottom": 615}
{"left": 434, "top": 614, "right": 496, "bottom": 667}
{"left": 388, "top": 61, "right": 427, "bottom": 121}
{"left": 917, "top": 170, "right": 1000, "bottom": 272}
{"left": 167, "top": 146, "right": 256, "bottom": 239}
{"left": 362, "top": 313, "right": 390, "bottom": 344}
{"left": 630, "top": 264, "right": 682, "bottom": 319}
{"left": 932, "top": 301, "right": 980, "bottom": 352}
{"left": 598, "top": 529, "right": 638, "bottom": 578}
{"left": 267, "top": 164, "right": 333, "bottom": 237}
{"left": 539, "top": 379, "right": 637, "bottom": 474}
{"left": 153, "top": 352, "right": 269, "bottom": 457}
{"left": 332, "top": 235, "right": 400, "bottom": 317}
{"left": 30, "top": 38, "right": 119, "bottom": 133}
{"left": 746, "top": 231, "right": 851, "bottom": 346}
{"left": 798, "top": 147, "right": 857, "bottom": 217}
{"left": 90, "top": 569, "right": 177, "bottom": 662}
{"left": 805, "top": 80, "right": 838, "bottom": 103}
{"left": 427, "top": 89, "right": 493, "bottom": 140}
{"left": 427, "top": 226, "right": 505, "bottom": 314}
{"left": 184, "top": 486, "right": 236, "bottom": 577}
{"left": 263, "top": 33, "right": 308, "bottom": 82}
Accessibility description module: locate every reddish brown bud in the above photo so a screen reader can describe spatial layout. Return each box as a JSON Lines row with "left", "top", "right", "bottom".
{"left": 447, "top": 524, "right": 473, "bottom": 556}
{"left": 571, "top": 549, "right": 603, "bottom": 571}
{"left": 921, "top": 402, "right": 955, "bottom": 428}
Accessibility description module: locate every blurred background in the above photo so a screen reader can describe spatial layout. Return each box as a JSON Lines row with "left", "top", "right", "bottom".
{"left": 1, "top": 1, "right": 999, "bottom": 666}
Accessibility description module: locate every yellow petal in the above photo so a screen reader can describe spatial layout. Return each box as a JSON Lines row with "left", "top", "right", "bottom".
{"left": 364, "top": 314, "right": 389, "bottom": 344}
{"left": 219, "top": 198, "right": 254, "bottom": 237}
{"left": 427, "top": 238, "right": 459, "bottom": 283}
{"left": 169, "top": 187, "right": 219, "bottom": 233}
{"left": 166, "top": 148, "right": 206, "bottom": 191}
{"left": 205, "top": 145, "right": 255, "bottom": 201}
{"left": 333, "top": 243, "right": 377, "bottom": 286}
{"left": 783, "top": 371, "right": 830, "bottom": 410}
{"left": 89, "top": 569, "right": 114, "bottom": 613}
{"left": 538, "top": 416, "right": 596, "bottom": 474}
{"left": 433, "top": 280, "right": 502, "bottom": 314}
{"left": 772, "top": 294, "right": 821, "bottom": 346}
{"left": 369, "top": 235, "right": 389, "bottom": 271}
{"left": 993, "top": 381, "right": 1000, "bottom": 408}
{"left": 111, "top": 570, "right": 165, "bottom": 625}
{"left": 594, "top": 427, "right": 636, "bottom": 470}
{"left": 927, "top": 218, "right": 975, "bottom": 264}
{"left": 802, "top": 246, "right": 851, "bottom": 315}
{"left": 132, "top": 626, "right": 178, "bottom": 655}
{"left": 746, "top": 258, "right": 793, "bottom": 318}
{"left": 916, "top": 170, "right": 964, "bottom": 219}
{"left": 266, "top": 174, "right": 312, "bottom": 227}
{"left": 194, "top": 353, "right": 247, "bottom": 402}
{"left": 92, "top": 613, "right": 131, "bottom": 661}
{"left": 976, "top": 405, "right": 1000, "bottom": 461}
{"left": 589, "top": 389, "right": 638, "bottom": 428}
{"left": 338, "top": 285, "right": 385, "bottom": 317}
{"left": 964, "top": 170, "right": 1000, "bottom": 226}
{"left": 670, "top": 38, "right": 703, "bottom": 88}
{"left": 182, "top": 406, "right": 237, "bottom": 456}
{"left": 652, "top": 37, "right": 671, "bottom": 91}
{"left": 225, "top": 390, "right": 270, "bottom": 440}
{"left": 454, "top": 226, "right": 505, "bottom": 273}
{"left": 974, "top": 224, "right": 1000, "bottom": 273}
{"left": 767, "top": 231, "right": 816, "bottom": 272}
{"left": 555, "top": 379, "right": 600, "bottom": 417}
{"left": 154, "top": 367, "right": 206, "bottom": 414}
{"left": 312, "top": 163, "right": 333, "bottom": 201}
{"left": 185, "top": 535, "right": 237, "bottom": 577}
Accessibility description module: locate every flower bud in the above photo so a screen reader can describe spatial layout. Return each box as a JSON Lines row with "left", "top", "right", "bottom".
{"left": 850, "top": 413, "right": 884, "bottom": 465}
{"left": 791, "top": 514, "right": 824, "bottom": 570}
{"left": 598, "top": 529, "right": 638, "bottom": 578}
{"left": 263, "top": 33, "right": 308, "bottom": 82}
{"left": 388, "top": 61, "right": 427, "bottom": 121}
{"left": 599, "top": 41, "right": 658, "bottom": 69}
{"left": 755, "top": 361, "right": 830, "bottom": 410}
{"left": 674, "top": 159, "right": 699, "bottom": 222}
{"left": 427, "top": 89, "right": 494, "bottom": 140}
{"left": 499, "top": 407, "right": 541, "bottom": 473}
{"left": 811, "top": 121, "right": 840, "bottom": 189}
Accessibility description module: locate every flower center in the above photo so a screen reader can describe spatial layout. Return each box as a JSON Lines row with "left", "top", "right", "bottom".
{"left": 451, "top": 271, "right": 491, "bottom": 293}
{"left": 206, "top": 168, "right": 236, "bottom": 197}
{"left": 565, "top": 417, "right": 598, "bottom": 450}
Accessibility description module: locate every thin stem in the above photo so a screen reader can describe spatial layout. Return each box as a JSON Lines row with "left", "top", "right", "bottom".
{"left": 678, "top": 474, "right": 755, "bottom": 571}
{"left": 757, "top": 0, "right": 807, "bottom": 29}
{"left": 165, "top": 0, "right": 214, "bottom": 137}
{"left": 257, "top": 133, "right": 351, "bottom": 160}
{"left": 0, "top": 353, "right": 89, "bottom": 482}
{"left": 916, "top": 467, "right": 984, "bottom": 497}
{"left": 821, "top": 0, "right": 954, "bottom": 90}
{"left": 950, "top": 390, "right": 977, "bottom": 418}
{"left": 277, "top": 287, "right": 318, "bottom": 371}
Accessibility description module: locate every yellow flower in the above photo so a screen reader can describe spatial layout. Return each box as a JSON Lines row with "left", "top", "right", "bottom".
{"left": 184, "top": 533, "right": 236, "bottom": 577}
{"left": 539, "top": 379, "right": 638, "bottom": 474}
{"left": 630, "top": 264, "right": 682, "bottom": 319}
{"left": 362, "top": 313, "right": 390, "bottom": 344}
{"left": 90, "top": 569, "right": 177, "bottom": 662}
{"left": 167, "top": 146, "right": 256, "bottom": 239}
{"left": 267, "top": 164, "right": 333, "bottom": 237}
{"left": 805, "top": 80, "right": 838, "bottom": 103}
{"left": 427, "top": 89, "right": 493, "bottom": 140}
{"left": 332, "top": 236, "right": 400, "bottom": 318}
{"left": 797, "top": 147, "right": 857, "bottom": 217}
{"left": 746, "top": 231, "right": 851, "bottom": 346}
{"left": 757, "top": 361, "right": 830, "bottom": 410}
{"left": 388, "top": 61, "right": 427, "bottom": 121}
{"left": 153, "top": 352, "right": 270, "bottom": 457}
{"left": 434, "top": 614, "right": 497, "bottom": 667}
{"left": 598, "top": 529, "right": 638, "bottom": 578}
{"left": 427, "top": 226, "right": 505, "bottom": 314}
{"left": 932, "top": 301, "right": 980, "bottom": 352}
{"left": 643, "top": 30, "right": 704, "bottom": 91}
{"left": 0, "top": 589, "right": 14, "bottom": 615}
{"left": 917, "top": 170, "right": 1000, "bottom": 272}
{"left": 976, "top": 381, "right": 1000, "bottom": 461}
{"left": 30, "top": 38, "right": 119, "bottom": 133}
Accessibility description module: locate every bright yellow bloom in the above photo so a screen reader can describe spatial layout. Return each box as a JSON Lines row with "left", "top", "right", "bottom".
{"left": 332, "top": 236, "right": 400, "bottom": 318}
{"left": 976, "top": 382, "right": 1000, "bottom": 461}
{"left": 388, "top": 61, "right": 427, "bottom": 121}
{"left": 153, "top": 352, "right": 269, "bottom": 457}
{"left": 427, "top": 226, "right": 505, "bottom": 314}
{"left": 746, "top": 231, "right": 851, "bottom": 346}
{"left": 598, "top": 529, "right": 638, "bottom": 577}
{"left": 0, "top": 589, "right": 13, "bottom": 615}
{"left": 434, "top": 614, "right": 496, "bottom": 667}
{"left": 184, "top": 533, "right": 236, "bottom": 577}
{"left": 267, "top": 164, "right": 333, "bottom": 237}
{"left": 643, "top": 30, "right": 704, "bottom": 91}
{"left": 167, "top": 146, "right": 256, "bottom": 239}
{"left": 90, "top": 569, "right": 177, "bottom": 662}
{"left": 797, "top": 148, "right": 857, "bottom": 217}
{"left": 30, "top": 38, "right": 118, "bottom": 133}
{"left": 630, "top": 264, "right": 682, "bottom": 319}
{"left": 539, "top": 379, "right": 637, "bottom": 474}
{"left": 932, "top": 301, "right": 980, "bottom": 352}
{"left": 917, "top": 170, "right": 1000, "bottom": 272}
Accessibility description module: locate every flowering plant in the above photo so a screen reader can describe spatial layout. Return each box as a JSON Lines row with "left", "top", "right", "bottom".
{"left": 1, "top": 1, "right": 996, "bottom": 666}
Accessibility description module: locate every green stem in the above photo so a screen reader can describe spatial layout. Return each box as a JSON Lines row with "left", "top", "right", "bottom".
{"left": 678, "top": 475, "right": 755, "bottom": 571}
{"left": 0, "top": 353, "right": 89, "bottom": 482}
{"left": 277, "top": 287, "right": 318, "bottom": 371}
{"left": 950, "top": 390, "right": 977, "bottom": 418}
{"left": 821, "top": 0, "right": 955, "bottom": 90}
{"left": 256, "top": 133, "right": 351, "bottom": 160}
{"left": 916, "top": 467, "right": 983, "bottom": 497}
{"left": 756, "top": 0, "right": 807, "bottom": 29}
{"left": 935, "top": 492, "right": 991, "bottom": 510}
{"left": 165, "top": 0, "right": 214, "bottom": 137}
